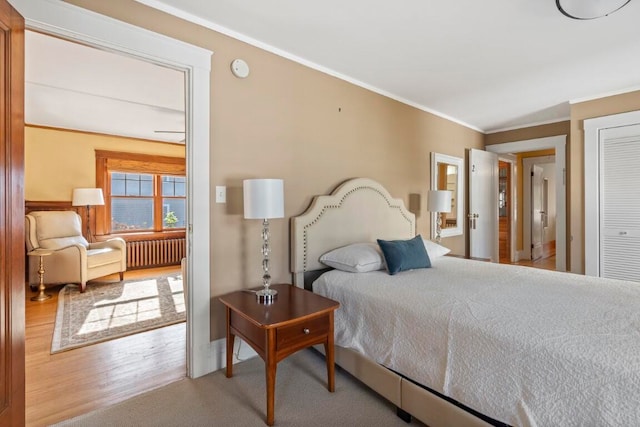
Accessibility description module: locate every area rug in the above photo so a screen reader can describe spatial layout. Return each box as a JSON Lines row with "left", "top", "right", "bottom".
{"left": 51, "top": 274, "right": 185, "bottom": 354}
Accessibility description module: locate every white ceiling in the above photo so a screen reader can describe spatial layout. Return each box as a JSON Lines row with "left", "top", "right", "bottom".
{"left": 25, "top": 30, "right": 185, "bottom": 143}
{"left": 136, "top": 0, "right": 640, "bottom": 133}
{"left": 25, "top": 1, "right": 640, "bottom": 138}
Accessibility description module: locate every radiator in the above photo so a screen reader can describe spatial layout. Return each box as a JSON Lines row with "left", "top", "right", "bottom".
{"left": 126, "top": 238, "right": 186, "bottom": 269}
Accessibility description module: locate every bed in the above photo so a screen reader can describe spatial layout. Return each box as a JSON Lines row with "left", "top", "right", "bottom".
{"left": 290, "top": 178, "right": 640, "bottom": 427}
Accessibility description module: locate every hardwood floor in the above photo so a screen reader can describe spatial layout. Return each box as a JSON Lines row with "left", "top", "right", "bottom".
{"left": 25, "top": 266, "right": 187, "bottom": 427}
{"left": 511, "top": 255, "right": 557, "bottom": 271}
{"left": 505, "top": 241, "right": 557, "bottom": 272}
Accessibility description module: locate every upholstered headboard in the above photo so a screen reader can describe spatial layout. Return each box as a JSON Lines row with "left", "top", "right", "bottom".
{"left": 291, "top": 178, "right": 416, "bottom": 287}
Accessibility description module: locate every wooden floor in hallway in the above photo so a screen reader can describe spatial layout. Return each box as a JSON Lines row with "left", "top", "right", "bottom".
{"left": 25, "top": 265, "right": 186, "bottom": 427}
{"left": 511, "top": 255, "right": 557, "bottom": 271}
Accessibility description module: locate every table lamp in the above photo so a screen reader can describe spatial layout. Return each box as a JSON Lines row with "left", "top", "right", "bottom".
{"left": 427, "top": 190, "right": 452, "bottom": 243}
{"left": 243, "top": 179, "right": 284, "bottom": 303}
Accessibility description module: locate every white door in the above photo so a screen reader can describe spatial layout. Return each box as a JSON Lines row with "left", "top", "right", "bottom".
{"left": 531, "top": 164, "right": 544, "bottom": 260}
{"left": 598, "top": 124, "right": 640, "bottom": 281}
{"left": 585, "top": 112, "right": 640, "bottom": 277}
{"left": 468, "top": 149, "right": 499, "bottom": 261}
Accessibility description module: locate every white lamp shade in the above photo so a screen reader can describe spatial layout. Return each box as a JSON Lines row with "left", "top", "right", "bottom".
{"left": 72, "top": 188, "right": 104, "bottom": 206}
{"left": 243, "top": 179, "right": 284, "bottom": 219}
{"left": 427, "top": 190, "right": 452, "bottom": 213}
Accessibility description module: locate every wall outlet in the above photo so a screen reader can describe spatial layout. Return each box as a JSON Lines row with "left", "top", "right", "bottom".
{"left": 215, "top": 186, "right": 226, "bottom": 203}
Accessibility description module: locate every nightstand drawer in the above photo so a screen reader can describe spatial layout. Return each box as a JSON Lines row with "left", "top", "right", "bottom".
{"left": 276, "top": 315, "right": 329, "bottom": 350}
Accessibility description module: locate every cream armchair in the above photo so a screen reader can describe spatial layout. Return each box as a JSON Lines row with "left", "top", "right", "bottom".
{"left": 25, "top": 210, "right": 126, "bottom": 292}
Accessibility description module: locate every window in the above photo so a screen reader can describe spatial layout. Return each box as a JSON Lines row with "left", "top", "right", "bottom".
{"left": 161, "top": 175, "right": 186, "bottom": 229}
{"left": 110, "top": 172, "right": 186, "bottom": 231}
{"left": 96, "top": 150, "right": 186, "bottom": 236}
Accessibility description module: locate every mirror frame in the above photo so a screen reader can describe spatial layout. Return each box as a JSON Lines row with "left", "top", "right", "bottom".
{"left": 430, "top": 152, "right": 464, "bottom": 239}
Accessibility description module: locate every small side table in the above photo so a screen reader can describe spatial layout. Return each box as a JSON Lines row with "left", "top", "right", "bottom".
{"left": 219, "top": 284, "right": 339, "bottom": 426}
{"left": 27, "top": 249, "right": 53, "bottom": 301}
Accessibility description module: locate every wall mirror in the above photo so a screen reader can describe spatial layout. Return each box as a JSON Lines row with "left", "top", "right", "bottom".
{"left": 430, "top": 152, "right": 464, "bottom": 239}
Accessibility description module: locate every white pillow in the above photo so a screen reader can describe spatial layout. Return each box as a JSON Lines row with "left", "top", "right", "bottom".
{"left": 422, "top": 238, "right": 451, "bottom": 258}
{"left": 320, "top": 243, "right": 385, "bottom": 273}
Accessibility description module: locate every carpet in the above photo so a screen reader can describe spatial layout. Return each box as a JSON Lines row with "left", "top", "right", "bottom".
{"left": 54, "top": 349, "right": 426, "bottom": 427}
{"left": 51, "top": 274, "right": 185, "bottom": 354}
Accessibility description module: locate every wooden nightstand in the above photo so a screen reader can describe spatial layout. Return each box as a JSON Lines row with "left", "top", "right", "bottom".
{"left": 218, "top": 284, "right": 340, "bottom": 426}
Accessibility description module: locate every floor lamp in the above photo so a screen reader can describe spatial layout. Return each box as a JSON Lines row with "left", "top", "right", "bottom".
{"left": 72, "top": 188, "right": 104, "bottom": 242}
{"left": 427, "top": 190, "right": 452, "bottom": 244}
{"left": 243, "top": 179, "right": 284, "bottom": 303}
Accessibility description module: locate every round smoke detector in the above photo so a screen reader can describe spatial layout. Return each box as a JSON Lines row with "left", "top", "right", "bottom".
{"left": 230, "top": 59, "right": 250, "bottom": 78}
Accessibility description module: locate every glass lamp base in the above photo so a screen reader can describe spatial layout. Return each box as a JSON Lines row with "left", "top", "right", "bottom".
{"left": 256, "top": 287, "right": 278, "bottom": 303}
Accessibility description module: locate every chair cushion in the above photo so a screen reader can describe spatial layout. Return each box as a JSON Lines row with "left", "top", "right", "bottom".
{"left": 39, "top": 236, "right": 88, "bottom": 250}
{"left": 87, "top": 248, "right": 122, "bottom": 268}
{"left": 30, "top": 211, "right": 88, "bottom": 247}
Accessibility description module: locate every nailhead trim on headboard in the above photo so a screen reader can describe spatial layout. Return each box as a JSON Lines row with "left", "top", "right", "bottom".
{"left": 301, "top": 184, "right": 414, "bottom": 272}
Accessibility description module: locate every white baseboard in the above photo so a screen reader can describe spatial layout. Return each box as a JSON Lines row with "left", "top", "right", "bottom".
{"left": 209, "top": 337, "right": 259, "bottom": 372}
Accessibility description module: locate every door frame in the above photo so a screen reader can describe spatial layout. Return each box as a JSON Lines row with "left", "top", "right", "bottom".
{"left": 497, "top": 155, "right": 517, "bottom": 263}
{"left": 0, "top": 1, "right": 25, "bottom": 424}
{"left": 584, "top": 109, "right": 640, "bottom": 277}
{"left": 10, "top": 0, "right": 214, "bottom": 378}
{"left": 522, "top": 155, "right": 555, "bottom": 261}
{"left": 486, "top": 135, "right": 567, "bottom": 271}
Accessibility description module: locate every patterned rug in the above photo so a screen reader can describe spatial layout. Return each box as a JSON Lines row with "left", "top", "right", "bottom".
{"left": 51, "top": 274, "right": 185, "bottom": 354}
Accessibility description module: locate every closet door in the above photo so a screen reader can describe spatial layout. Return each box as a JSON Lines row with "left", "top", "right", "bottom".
{"left": 599, "top": 124, "right": 640, "bottom": 281}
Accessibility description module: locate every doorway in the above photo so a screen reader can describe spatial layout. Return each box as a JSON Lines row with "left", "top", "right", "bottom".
{"left": 522, "top": 155, "right": 556, "bottom": 264}
{"left": 486, "top": 135, "right": 566, "bottom": 272}
{"left": 12, "top": 0, "right": 213, "bottom": 423}
{"left": 13, "top": 0, "right": 212, "bottom": 379}
{"left": 23, "top": 30, "right": 190, "bottom": 425}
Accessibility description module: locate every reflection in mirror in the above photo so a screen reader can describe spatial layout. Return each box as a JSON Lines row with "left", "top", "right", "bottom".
{"left": 431, "top": 153, "right": 464, "bottom": 239}
{"left": 437, "top": 163, "right": 458, "bottom": 228}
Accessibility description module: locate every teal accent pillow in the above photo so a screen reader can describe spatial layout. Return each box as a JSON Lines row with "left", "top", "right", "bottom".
{"left": 377, "top": 235, "right": 431, "bottom": 275}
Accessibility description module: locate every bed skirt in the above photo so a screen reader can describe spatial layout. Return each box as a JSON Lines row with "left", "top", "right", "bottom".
{"left": 314, "top": 344, "right": 505, "bottom": 427}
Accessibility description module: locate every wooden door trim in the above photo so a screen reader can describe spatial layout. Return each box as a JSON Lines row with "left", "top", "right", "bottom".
{"left": 0, "top": 0, "right": 25, "bottom": 424}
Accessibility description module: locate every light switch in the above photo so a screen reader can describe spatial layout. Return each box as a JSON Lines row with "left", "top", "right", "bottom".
{"left": 215, "top": 186, "right": 226, "bottom": 203}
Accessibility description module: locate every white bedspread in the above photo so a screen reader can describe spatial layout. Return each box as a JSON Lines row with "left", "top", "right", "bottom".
{"left": 312, "top": 257, "right": 640, "bottom": 427}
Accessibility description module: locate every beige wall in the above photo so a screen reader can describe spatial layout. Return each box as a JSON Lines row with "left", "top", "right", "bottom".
{"left": 25, "top": 126, "right": 185, "bottom": 201}
{"left": 484, "top": 121, "right": 570, "bottom": 146}
{"left": 67, "top": 0, "right": 484, "bottom": 339}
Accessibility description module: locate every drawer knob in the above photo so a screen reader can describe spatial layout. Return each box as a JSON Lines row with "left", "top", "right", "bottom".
{"left": 303, "top": 328, "right": 310, "bottom": 335}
